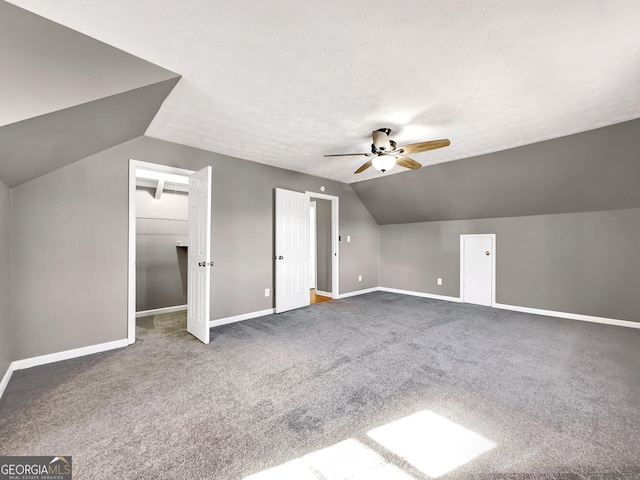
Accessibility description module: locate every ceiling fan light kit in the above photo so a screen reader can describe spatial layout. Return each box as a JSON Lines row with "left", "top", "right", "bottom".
{"left": 324, "top": 128, "right": 451, "bottom": 175}
{"left": 372, "top": 155, "right": 397, "bottom": 173}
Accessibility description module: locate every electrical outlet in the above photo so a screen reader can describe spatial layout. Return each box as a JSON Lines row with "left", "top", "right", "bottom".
{"left": 437, "top": 278, "right": 443, "bottom": 285}
{"left": 358, "top": 275, "right": 362, "bottom": 282}
{"left": 265, "top": 288, "right": 270, "bottom": 297}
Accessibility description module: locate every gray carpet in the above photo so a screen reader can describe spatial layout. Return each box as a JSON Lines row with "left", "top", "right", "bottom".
{"left": 1, "top": 292, "right": 640, "bottom": 479}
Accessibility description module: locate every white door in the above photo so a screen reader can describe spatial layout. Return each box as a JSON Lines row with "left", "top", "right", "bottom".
{"left": 275, "top": 188, "right": 310, "bottom": 313}
{"left": 187, "top": 166, "right": 212, "bottom": 343}
{"left": 462, "top": 235, "right": 494, "bottom": 306}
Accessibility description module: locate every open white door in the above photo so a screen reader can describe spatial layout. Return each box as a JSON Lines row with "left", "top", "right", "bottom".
{"left": 275, "top": 188, "right": 310, "bottom": 313}
{"left": 187, "top": 166, "right": 212, "bottom": 343}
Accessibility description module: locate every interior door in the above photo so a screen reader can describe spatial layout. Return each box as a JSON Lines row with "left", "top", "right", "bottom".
{"left": 462, "top": 236, "right": 493, "bottom": 306}
{"left": 187, "top": 166, "right": 212, "bottom": 343}
{"left": 275, "top": 188, "right": 310, "bottom": 313}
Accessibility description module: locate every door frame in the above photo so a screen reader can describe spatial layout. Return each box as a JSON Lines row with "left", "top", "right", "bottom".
{"left": 305, "top": 191, "right": 339, "bottom": 298}
{"left": 127, "top": 159, "right": 195, "bottom": 344}
{"left": 459, "top": 234, "right": 496, "bottom": 307}
{"left": 309, "top": 201, "right": 317, "bottom": 290}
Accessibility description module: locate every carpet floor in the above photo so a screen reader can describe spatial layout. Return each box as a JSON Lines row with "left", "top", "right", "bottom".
{"left": 1, "top": 292, "right": 639, "bottom": 479}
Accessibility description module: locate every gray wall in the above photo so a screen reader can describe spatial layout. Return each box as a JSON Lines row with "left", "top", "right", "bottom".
{"left": 380, "top": 208, "right": 640, "bottom": 322}
{"left": 11, "top": 152, "right": 129, "bottom": 360}
{"left": 314, "top": 198, "right": 331, "bottom": 293}
{"left": 0, "top": 180, "right": 12, "bottom": 376}
{"left": 10, "top": 135, "right": 379, "bottom": 359}
{"left": 136, "top": 188, "right": 188, "bottom": 312}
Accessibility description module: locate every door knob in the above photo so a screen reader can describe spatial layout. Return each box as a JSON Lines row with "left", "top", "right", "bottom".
{"left": 485, "top": 251, "right": 490, "bottom": 256}
{"left": 278, "top": 256, "right": 284, "bottom": 260}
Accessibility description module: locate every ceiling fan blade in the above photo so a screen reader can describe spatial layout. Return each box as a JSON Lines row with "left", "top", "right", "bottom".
{"left": 399, "top": 139, "right": 451, "bottom": 155}
{"left": 372, "top": 129, "right": 392, "bottom": 151}
{"left": 396, "top": 155, "right": 422, "bottom": 170}
{"left": 323, "top": 153, "right": 368, "bottom": 157}
{"left": 354, "top": 159, "right": 373, "bottom": 174}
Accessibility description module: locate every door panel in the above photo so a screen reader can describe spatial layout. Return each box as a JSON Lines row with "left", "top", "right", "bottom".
{"left": 187, "top": 166, "right": 212, "bottom": 343}
{"left": 463, "top": 236, "right": 493, "bottom": 306}
{"left": 276, "top": 188, "right": 310, "bottom": 313}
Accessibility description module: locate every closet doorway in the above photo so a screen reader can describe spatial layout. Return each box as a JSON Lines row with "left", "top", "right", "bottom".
{"left": 127, "top": 160, "right": 198, "bottom": 344}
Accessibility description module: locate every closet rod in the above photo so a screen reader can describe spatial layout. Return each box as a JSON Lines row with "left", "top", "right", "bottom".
{"left": 136, "top": 216, "right": 188, "bottom": 221}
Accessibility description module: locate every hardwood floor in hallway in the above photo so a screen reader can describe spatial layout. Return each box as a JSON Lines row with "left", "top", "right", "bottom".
{"left": 310, "top": 289, "right": 331, "bottom": 304}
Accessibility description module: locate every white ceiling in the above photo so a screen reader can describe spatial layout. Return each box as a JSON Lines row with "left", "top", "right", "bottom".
{"left": 9, "top": 0, "right": 640, "bottom": 184}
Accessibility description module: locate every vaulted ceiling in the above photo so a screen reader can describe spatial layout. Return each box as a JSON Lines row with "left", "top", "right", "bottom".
{"left": 0, "top": 2, "right": 179, "bottom": 187}
{"left": 4, "top": 0, "right": 640, "bottom": 187}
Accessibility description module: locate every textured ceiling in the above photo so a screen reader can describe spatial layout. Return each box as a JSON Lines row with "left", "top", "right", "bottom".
{"left": 7, "top": 0, "right": 640, "bottom": 184}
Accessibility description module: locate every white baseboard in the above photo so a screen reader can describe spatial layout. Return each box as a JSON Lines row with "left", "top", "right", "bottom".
{"left": 376, "top": 288, "right": 638, "bottom": 330}
{"left": 378, "top": 287, "right": 463, "bottom": 303}
{"left": 337, "top": 287, "right": 380, "bottom": 299}
{"left": 136, "top": 304, "right": 187, "bottom": 318}
{"left": 0, "top": 338, "right": 129, "bottom": 402}
{"left": 12, "top": 339, "right": 129, "bottom": 371}
{"left": 209, "top": 308, "right": 275, "bottom": 328}
{"left": 0, "top": 362, "right": 15, "bottom": 402}
{"left": 315, "top": 290, "right": 333, "bottom": 298}
{"left": 494, "top": 303, "right": 640, "bottom": 329}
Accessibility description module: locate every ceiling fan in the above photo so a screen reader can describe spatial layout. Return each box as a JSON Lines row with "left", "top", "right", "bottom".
{"left": 324, "top": 128, "right": 450, "bottom": 174}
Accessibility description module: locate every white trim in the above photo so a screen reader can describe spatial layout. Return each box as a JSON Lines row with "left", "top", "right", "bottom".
{"left": 310, "top": 201, "right": 317, "bottom": 290}
{"left": 136, "top": 305, "right": 187, "bottom": 318}
{"left": 128, "top": 159, "right": 195, "bottom": 345}
{"left": 494, "top": 303, "right": 640, "bottom": 329}
{"left": 128, "top": 161, "right": 136, "bottom": 344}
{"left": 209, "top": 308, "right": 275, "bottom": 328}
{"left": 378, "top": 287, "right": 463, "bottom": 303}
{"left": 337, "top": 287, "right": 380, "bottom": 299}
{"left": 12, "top": 339, "right": 129, "bottom": 371}
{"left": 460, "top": 234, "right": 497, "bottom": 307}
{"left": 315, "top": 290, "right": 332, "bottom": 298}
{"left": 337, "top": 286, "right": 639, "bottom": 331}
{"left": 305, "top": 191, "right": 339, "bottom": 298}
{"left": 0, "top": 339, "right": 129, "bottom": 401}
{"left": 0, "top": 363, "right": 15, "bottom": 401}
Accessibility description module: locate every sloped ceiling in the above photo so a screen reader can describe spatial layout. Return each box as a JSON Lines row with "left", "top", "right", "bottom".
{"left": 351, "top": 118, "right": 640, "bottom": 224}
{"left": 6, "top": 0, "right": 640, "bottom": 184}
{"left": 0, "top": 2, "right": 179, "bottom": 187}
{"left": 0, "top": 79, "right": 179, "bottom": 187}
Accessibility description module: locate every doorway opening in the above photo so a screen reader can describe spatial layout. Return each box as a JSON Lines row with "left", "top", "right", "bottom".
{"left": 309, "top": 196, "right": 333, "bottom": 304}
{"left": 127, "top": 160, "right": 195, "bottom": 344}
{"left": 274, "top": 189, "right": 339, "bottom": 314}
{"left": 306, "top": 191, "right": 339, "bottom": 302}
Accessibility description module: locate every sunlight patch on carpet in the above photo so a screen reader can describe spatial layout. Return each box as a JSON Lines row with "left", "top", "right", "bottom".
{"left": 367, "top": 410, "right": 496, "bottom": 478}
{"left": 243, "top": 438, "right": 415, "bottom": 480}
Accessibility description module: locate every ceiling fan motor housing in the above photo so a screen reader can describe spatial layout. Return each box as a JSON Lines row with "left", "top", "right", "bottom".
{"left": 371, "top": 139, "right": 396, "bottom": 154}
